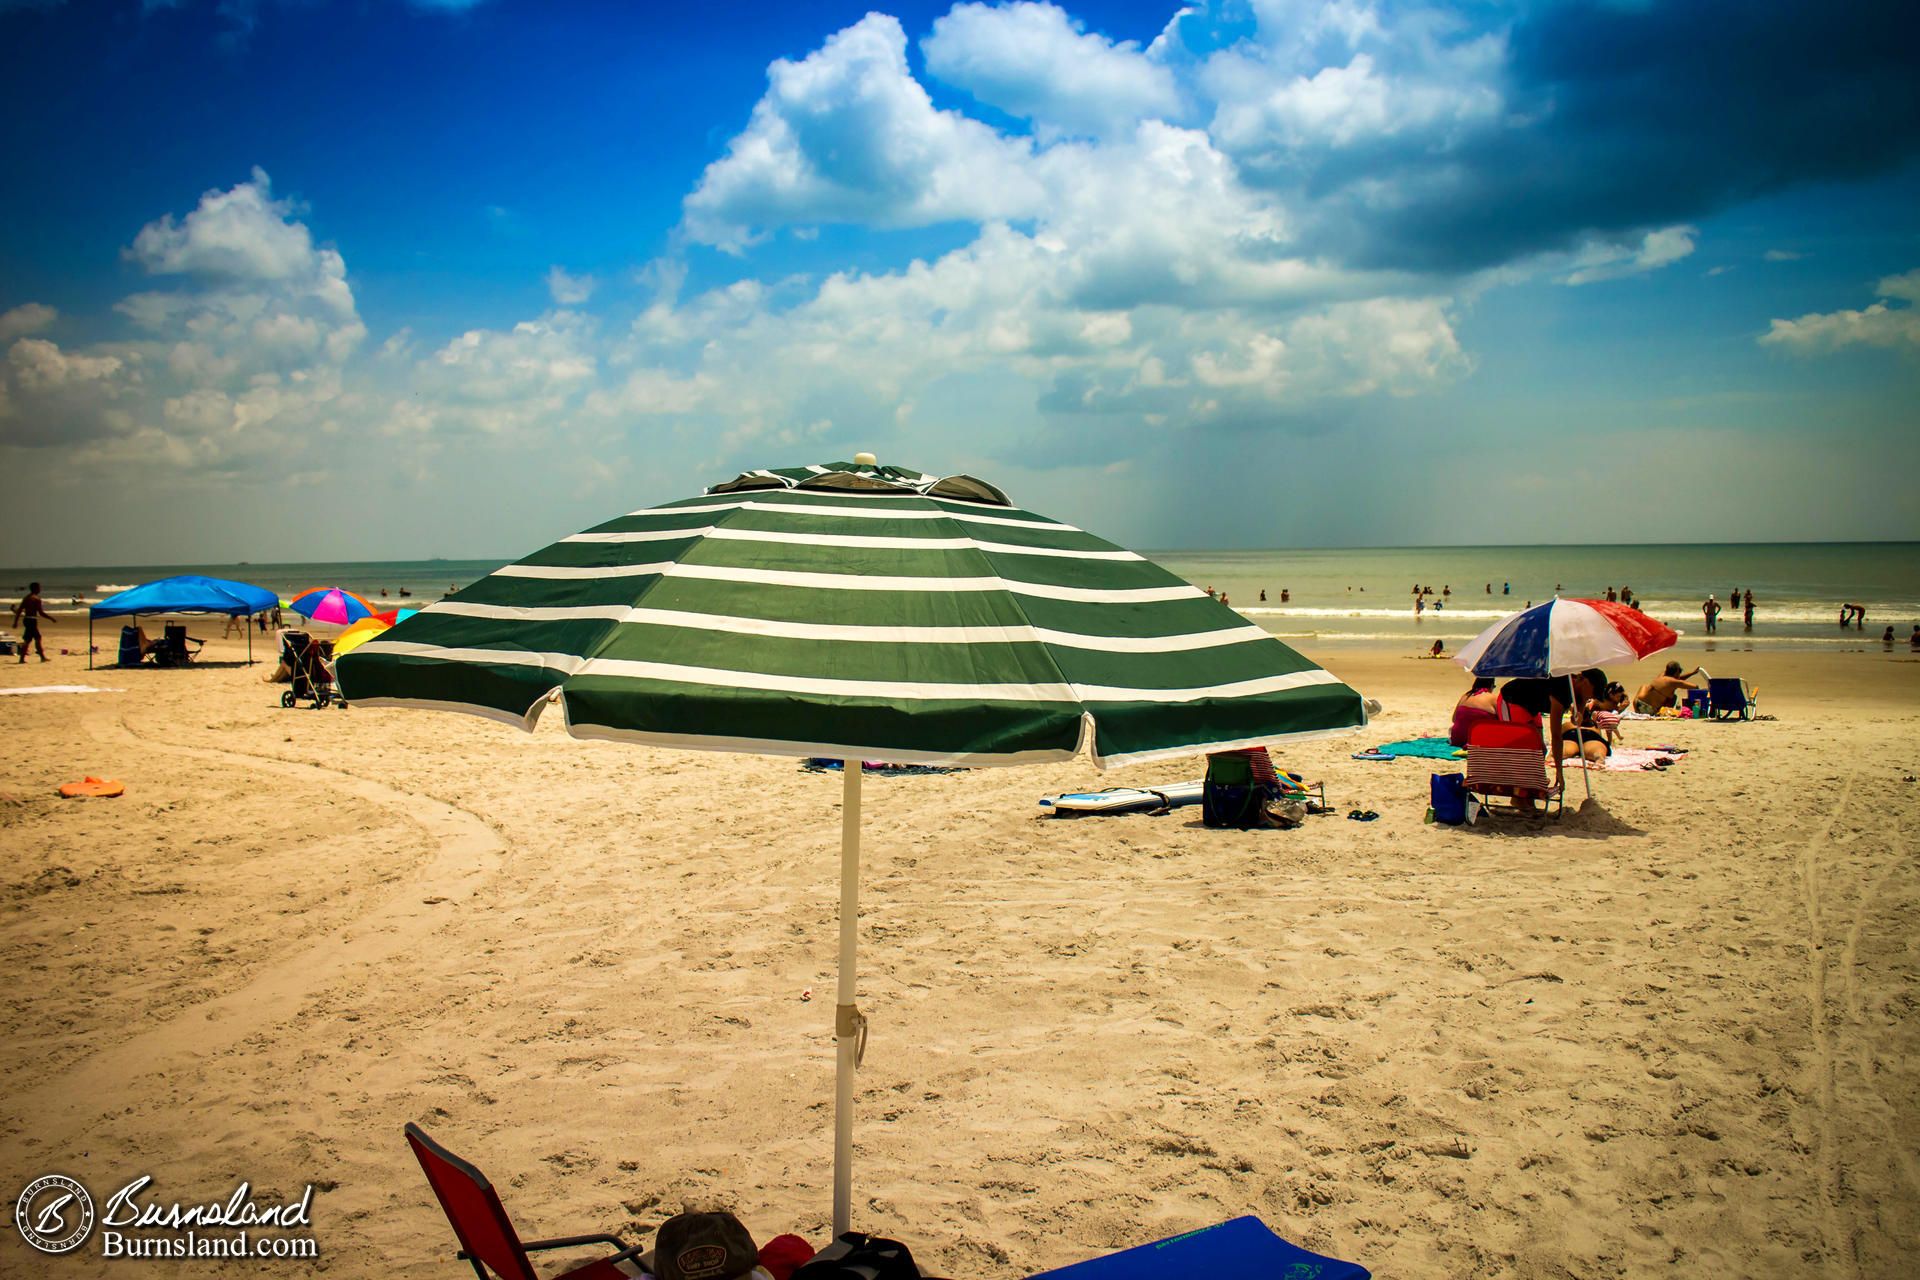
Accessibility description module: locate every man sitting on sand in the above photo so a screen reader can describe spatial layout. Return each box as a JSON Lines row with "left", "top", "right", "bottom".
{"left": 1635, "top": 661, "right": 1702, "bottom": 714}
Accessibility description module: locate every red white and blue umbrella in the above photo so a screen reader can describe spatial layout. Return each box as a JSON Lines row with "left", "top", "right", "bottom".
{"left": 1455, "top": 598, "right": 1678, "bottom": 677}
{"left": 1456, "top": 598, "right": 1679, "bottom": 801}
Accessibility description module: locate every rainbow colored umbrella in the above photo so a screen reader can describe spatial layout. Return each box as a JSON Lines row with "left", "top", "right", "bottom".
{"left": 374, "top": 608, "right": 419, "bottom": 626}
{"left": 289, "top": 588, "right": 378, "bottom": 626}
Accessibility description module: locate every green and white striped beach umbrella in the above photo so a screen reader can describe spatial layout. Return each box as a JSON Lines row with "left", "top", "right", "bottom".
{"left": 336, "top": 457, "right": 1369, "bottom": 1233}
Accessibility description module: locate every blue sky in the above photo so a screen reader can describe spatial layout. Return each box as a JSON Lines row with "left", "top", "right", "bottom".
{"left": 1, "top": 0, "right": 1916, "bottom": 564}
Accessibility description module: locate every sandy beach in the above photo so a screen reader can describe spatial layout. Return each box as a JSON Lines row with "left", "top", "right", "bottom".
{"left": 3, "top": 619, "right": 1917, "bottom": 1278}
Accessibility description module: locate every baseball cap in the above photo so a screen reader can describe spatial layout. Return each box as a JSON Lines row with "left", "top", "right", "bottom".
{"left": 655, "top": 1211, "right": 761, "bottom": 1280}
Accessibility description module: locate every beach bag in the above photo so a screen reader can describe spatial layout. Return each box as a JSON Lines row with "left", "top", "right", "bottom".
{"left": 1430, "top": 772, "right": 1468, "bottom": 825}
{"left": 1202, "top": 751, "right": 1265, "bottom": 829}
{"left": 791, "top": 1231, "right": 922, "bottom": 1280}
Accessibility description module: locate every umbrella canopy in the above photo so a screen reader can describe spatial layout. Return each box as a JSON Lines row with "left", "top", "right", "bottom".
{"left": 1455, "top": 597, "right": 1678, "bottom": 678}
{"left": 289, "top": 588, "right": 377, "bottom": 627}
{"left": 335, "top": 457, "right": 1371, "bottom": 1234}
{"left": 91, "top": 575, "right": 277, "bottom": 619}
{"left": 332, "top": 617, "right": 392, "bottom": 657}
{"left": 373, "top": 608, "right": 419, "bottom": 626}
{"left": 338, "top": 460, "right": 1365, "bottom": 765}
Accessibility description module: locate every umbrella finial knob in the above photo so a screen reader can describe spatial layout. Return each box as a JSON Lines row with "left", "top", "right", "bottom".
{"left": 854, "top": 452, "right": 876, "bottom": 466}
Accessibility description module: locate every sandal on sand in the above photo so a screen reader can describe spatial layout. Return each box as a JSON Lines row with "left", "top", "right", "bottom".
{"left": 1347, "top": 809, "right": 1379, "bottom": 822}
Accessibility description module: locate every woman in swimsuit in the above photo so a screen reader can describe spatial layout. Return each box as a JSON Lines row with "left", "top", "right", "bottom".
{"left": 1556, "top": 668, "right": 1612, "bottom": 763}
{"left": 1449, "top": 677, "right": 1499, "bottom": 747}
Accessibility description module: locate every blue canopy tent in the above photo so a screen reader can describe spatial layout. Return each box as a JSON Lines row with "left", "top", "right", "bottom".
{"left": 89, "top": 575, "right": 280, "bottom": 668}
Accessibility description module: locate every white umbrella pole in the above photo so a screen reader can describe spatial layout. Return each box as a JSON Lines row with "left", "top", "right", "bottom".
{"left": 1569, "top": 674, "right": 1592, "bottom": 801}
{"left": 832, "top": 759, "right": 865, "bottom": 1238}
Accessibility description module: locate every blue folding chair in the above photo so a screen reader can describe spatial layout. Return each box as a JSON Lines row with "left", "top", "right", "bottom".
{"left": 1707, "top": 677, "right": 1757, "bottom": 721}
{"left": 1027, "top": 1216, "right": 1368, "bottom": 1279}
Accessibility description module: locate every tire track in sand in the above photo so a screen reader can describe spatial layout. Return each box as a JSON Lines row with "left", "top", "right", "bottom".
{"left": 6, "top": 712, "right": 505, "bottom": 1139}
{"left": 1800, "top": 771, "right": 1860, "bottom": 1280}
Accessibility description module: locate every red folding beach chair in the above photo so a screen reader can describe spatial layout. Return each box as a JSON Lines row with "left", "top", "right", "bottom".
{"left": 404, "top": 1123, "right": 644, "bottom": 1280}
{"left": 1463, "top": 719, "right": 1564, "bottom": 817}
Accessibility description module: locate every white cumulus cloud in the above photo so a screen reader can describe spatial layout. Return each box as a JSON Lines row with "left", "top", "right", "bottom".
{"left": 1761, "top": 269, "right": 1920, "bottom": 355}
{"left": 547, "top": 266, "right": 597, "bottom": 305}
{"left": 0, "top": 303, "right": 57, "bottom": 343}
{"left": 922, "top": 2, "right": 1183, "bottom": 140}
{"left": 681, "top": 13, "right": 1044, "bottom": 250}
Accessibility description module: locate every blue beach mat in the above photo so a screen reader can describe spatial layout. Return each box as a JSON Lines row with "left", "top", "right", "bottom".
{"left": 1027, "top": 1215, "right": 1369, "bottom": 1279}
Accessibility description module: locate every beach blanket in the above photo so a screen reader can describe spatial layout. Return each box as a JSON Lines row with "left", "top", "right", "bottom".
{"left": 0, "top": 685, "right": 125, "bottom": 696}
{"left": 1371, "top": 736, "right": 1464, "bottom": 760}
{"left": 1572, "top": 747, "right": 1688, "bottom": 772}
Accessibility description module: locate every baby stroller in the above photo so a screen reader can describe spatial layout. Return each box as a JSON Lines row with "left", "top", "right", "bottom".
{"left": 280, "top": 631, "right": 343, "bottom": 708}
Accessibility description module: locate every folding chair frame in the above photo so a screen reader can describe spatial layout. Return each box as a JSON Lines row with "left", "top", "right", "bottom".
{"left": 1463, "top": 722, "right": 1565, "bottom": 819}
{"left": 404, "top": 1123, "right": 645, "bottom": 1280}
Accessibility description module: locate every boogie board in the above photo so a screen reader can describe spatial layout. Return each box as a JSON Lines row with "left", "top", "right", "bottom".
{"left": 1039, "top": 780, "right": 1203, "bottom": 815}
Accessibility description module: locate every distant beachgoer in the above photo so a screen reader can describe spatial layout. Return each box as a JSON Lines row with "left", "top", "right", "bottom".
{"left": 1883, "top": 626, "right": 1896, "bottom": 646}
{"left": 1503, "top": 582, "right": 1510, "bottom": 595}
{"left": 1743, "top": 593, "right": 1754, "bottom": 630}
{"left": 1840, "top": 605, "right": 1852, "bottom": 628}
{"left": 1911, "top": 624, "right": 1919, "bottom": 650}
{"left": 1702, "top": 594, "right": 1720, "bottom": 635}
{"left": 272, "top": 605, "right": 283, "bottom": 628}
{"left": 1428, "top": 639, "right": 1446, "bottom": 657}
{"left": 1280, "top": 589, "right": 1289, "bottom": 603}
{"left": 380, "top": 588, "right": 389, "bottom": 597}
{"left": 1258, "top": 589, "right": 1266, "bottom": 602}
{"left": 1635, "top": 661, "right": 1702, "bottom": 714}
{"left": 11, "top": 582, "right": 53, "bottom": 663}
{"left": 1485, "top": 583, "right": 1491, "bottom": 593}
{"left": 1220, "top": 593, "right": 1231, "bottom": 608}
{"left": 1442, "top": 585, "right": 1450, "bottom": 597}
{"left": 1415, "top": 596, "right": 1425, "bottom": 616}
{"left": 1605, "top": 586, "right": 1617, "bottom": 602}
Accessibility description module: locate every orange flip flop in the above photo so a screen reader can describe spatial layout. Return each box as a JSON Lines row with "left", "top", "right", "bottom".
{"left": 58, "top": 776, "right": 125, "bottom": 799}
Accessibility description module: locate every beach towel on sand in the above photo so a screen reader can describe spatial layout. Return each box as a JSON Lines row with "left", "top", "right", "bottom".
{"left": 1571, "top": 748, "right": 1688, "bottom": 772}
{"left": 59, "top": 776, "right": 125, "bottom": 798}
{"left": 1371, "top": 736, "right": 1465, "bottom": 760}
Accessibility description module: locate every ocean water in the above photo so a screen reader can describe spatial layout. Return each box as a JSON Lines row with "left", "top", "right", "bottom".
{"left": 1150, "top": 543, "right": 1920, "bottom": 650}
{"left": 5, "top": 543, "right": 1915, "bottom": 651}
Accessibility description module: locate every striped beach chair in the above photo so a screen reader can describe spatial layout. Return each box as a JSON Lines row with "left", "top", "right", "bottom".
{"left": 1463, "top": 719, "right": 1564, "bottom": 816}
